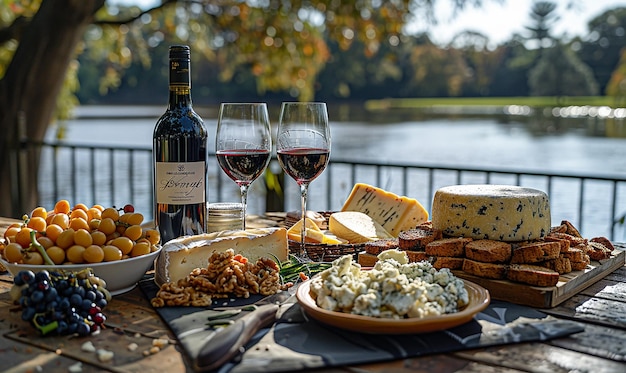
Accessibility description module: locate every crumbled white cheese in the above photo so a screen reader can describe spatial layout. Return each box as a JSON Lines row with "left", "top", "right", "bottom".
{"left": 80, "top": 341, "right": 96, "bottom": 353}
{"left": 96, "top": 349, "right": 114, "bottom": 363}
{"left": 310, "top": 250, "right": 469, "bottom": 319}
{"left": 68, "top": 362, "right": 83, "bottom": 373}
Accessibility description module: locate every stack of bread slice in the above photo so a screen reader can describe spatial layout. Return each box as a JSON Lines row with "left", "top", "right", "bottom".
{"left": 358, "top": 220, "right": 615, "bottom": 288}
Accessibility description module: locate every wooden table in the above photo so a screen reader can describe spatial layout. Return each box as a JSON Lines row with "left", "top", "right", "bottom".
{"left": 1, "top": 216, "right": 626, "bottom": 372}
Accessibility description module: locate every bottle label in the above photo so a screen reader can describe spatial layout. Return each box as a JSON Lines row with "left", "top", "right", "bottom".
{"left": 155, "top": 161, "right": 206, "bottom": 204}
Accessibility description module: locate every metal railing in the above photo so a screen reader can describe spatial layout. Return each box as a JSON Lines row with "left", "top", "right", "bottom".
{"left": 20, "top": 140, "right": 626, "bottom": 241}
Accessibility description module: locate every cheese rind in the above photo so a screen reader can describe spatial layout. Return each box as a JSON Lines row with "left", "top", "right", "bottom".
{"left": 431, "top": 184, "right": 551, "bottom": 242}
{"left": 341, "top": 183, "right": 429, "bottom": 237}
{"left": 155, "top": 228, "right": 288, "bottom": 285}
{"left": 329, "top": 211, "right": 394, "bottom": 243}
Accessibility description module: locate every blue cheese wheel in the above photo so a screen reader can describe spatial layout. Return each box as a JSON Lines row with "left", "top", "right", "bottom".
{"left": 432, "top": 185, "right": 551, "bottom": 242}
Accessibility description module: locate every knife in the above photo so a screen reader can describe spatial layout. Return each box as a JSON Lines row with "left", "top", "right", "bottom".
{"left": 194, "top": 288, "right": 295, "bottom": 371}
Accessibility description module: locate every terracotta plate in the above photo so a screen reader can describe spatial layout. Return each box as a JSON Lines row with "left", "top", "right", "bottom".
{"left": 296, "top": 278, "right": 490, "bottom": 334}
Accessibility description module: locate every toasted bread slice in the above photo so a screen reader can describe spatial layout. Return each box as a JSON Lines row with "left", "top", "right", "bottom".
{"left": 545, "top": 235, "right": 571, "bottom": 253}
{"left": 358, "top": 252, "right": 379, "bottom": 267}
{"left": 398, "top": 227, "right": 442, "bottom": 251}
{"left": 462, "top": 259, "right": 507, "bottom": 279}
{"left": 510, "top": 241, "right": 561, "bottom": 264}
{"left": 364, "top": 238, "right": 399, "bottom": 255}
{"left": 425, "top": 237, "right": 472, "bottom": 257}
{"left": 404, "top": 250, "right": 431, "bottom": 263}
{"left": 465, "top": 239, "right": 512, "bottom": 263}
{"left": 539, "top": 255, "right": 572, "bottom": 274}
{"left": 507, "top": 264, "right": 560, "bottom": 287}
{"left": 433, "top": 256, "right": 464, "bottom": 270}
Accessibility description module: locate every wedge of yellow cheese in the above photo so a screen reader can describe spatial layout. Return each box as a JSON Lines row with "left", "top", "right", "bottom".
{"left": 287, "top": 218, "right": 343, "bottom": 244}
{"left": 341, "top": 183, "right": 429, "bottom": 237}
{"left": 329, "top": 211, "right": 394, "bottom": 243}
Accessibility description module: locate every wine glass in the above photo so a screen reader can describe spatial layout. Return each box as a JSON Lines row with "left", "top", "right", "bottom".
{"left": 216, "top": 103, "right": 272, "bottom": 230}
{"left": 276, "top": 102, "right": 331, "bottom": 257}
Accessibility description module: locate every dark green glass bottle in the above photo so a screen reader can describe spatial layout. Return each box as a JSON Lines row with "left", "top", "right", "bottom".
{"left": 153, "top": 45, "right": 207, "bottom": 244}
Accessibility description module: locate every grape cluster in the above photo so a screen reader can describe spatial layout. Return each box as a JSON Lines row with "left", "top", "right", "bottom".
{"left": 13, "top": 269, "right": 110, "bottom": 336}
{"left": 2, "top": 200, "right": 160, "bottom": 265}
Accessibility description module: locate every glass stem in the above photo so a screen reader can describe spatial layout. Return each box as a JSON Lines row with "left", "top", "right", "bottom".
{"left": 240, "top": 184, "right": 248, "bottom": 230}
{"left": 300, "top": 183, "right": 309, "bottom": 257}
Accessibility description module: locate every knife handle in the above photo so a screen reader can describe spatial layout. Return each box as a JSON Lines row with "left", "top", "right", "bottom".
{"left": 195, "top": 303, "right": 279, "bottom": 371}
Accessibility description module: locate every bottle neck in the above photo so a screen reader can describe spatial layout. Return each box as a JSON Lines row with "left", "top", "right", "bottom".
{"left": 169, "top": 86, "right": 193, "bottom": 109}
{"left": 168, "top": 57, "right": 193, "bottom": 109}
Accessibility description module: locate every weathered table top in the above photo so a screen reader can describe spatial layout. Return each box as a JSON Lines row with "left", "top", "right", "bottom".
{"left": 1, "top": 216, "right": 625, "bottom": 372}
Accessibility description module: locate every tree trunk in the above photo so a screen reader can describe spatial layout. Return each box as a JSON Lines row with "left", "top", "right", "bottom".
{"left": 0, "top": 0, "right": 104, "bottom": 218}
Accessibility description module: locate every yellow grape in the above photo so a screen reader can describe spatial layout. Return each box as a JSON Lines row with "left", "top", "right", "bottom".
{"left": 83, "top": 245, "right": 105, "bottom": 263}
{"left": 123, "top": 225, "right": 142, "bottom": 241}
{"left": 66, "top": 245, "right": 85, "bottom": 264}
{"left": 110, "top": 236, "right": 134, "bottom": 255}
{"left": 69, "top": 209, "right": 89, "bottom": 221}
{"left": 23, "top": 251, "right": 44, "bottom": 265}
{"left": 87, "top": 207, "right": 102, "bottom": 221}
{"left": 31, "top": 207, "right": 47, "bottom": 219}
{"left": 15, "top": 227, "right": 33, "bottom": 248}
{"left": 98, "top": 217, "right": 117, "bottom": 235}
{"left": 56, "top": 228, "right": 75, "bottom": 249}
{"left": 51, "top": 213, "right": 69, "bottom": 229}
{"left": 46, "top": 246, "right": 65, "bottom": 264}
{"left": 74, "top": 228, "right": 93, "bottom": 247}
{"left": 91, "top": 231, "right": 107, "bottom": 246}
{"left": 118, "top": 213, "right": 130, "bottom": 225}
{"left": 54, "top": 200, "right": 71, "bottom": 214}
{"left": 3, "top": 242, "right": 24, "bottom": 263}
{"left": 131, "top": 241, "right": 151, "bottom": 257}
{"left": 101, "top": 207, "right": 119, "bottom": 221}
{"left": 4, "top": 223, "right": 22, "bottom": 242}
{"left": 73, "top": 203, "right": 89, "bottom": 212}
{"left": 45, "top": 224, "right": 63, "bottom": 243}
{"left": 106, "top": 231, "right": 121, "bottom": 241}
{"left": 88, "top": 218, "right": 100, "bottom": 230}
{"left": 144, "top": 229, "right": 161, "bottom": 245}
{"left": 27, "top": 216, "right": 47, "bottom": 232}
{"left": 69, "top": 217, "right": 90, "bottom": 231}
{"left": 126, "top": 213, "right": 144, "bottom": 226}
{"left": 36, "top": 236, "right": 54, "bottom": 250}
{"left": 116, "top": 224, "right": 126, "bottom": 235}
{"left": 102, "top": 245, "right": 122, "bottom": 261}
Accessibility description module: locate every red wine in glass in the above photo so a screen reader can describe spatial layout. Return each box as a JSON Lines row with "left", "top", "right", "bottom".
{"left": 277, "top": 148, "right": 329, "bottom": 184}
{"left": 216, "top": 102, "right": 272, "bottom": 230}
{"left": 216, "top": 149, "right": 271, "bottom": 185}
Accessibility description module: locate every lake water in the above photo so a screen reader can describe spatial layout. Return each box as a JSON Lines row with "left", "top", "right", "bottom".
{"left": 42, "top": 105, "right": 626, "bottom": 240}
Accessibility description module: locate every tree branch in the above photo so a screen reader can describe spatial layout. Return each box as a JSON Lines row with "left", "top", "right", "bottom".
{"left": 93, "top": 0, "right": 178, "bottom": 26}
{"left": 0, "top": 16, "right": 29, "bottom": 44}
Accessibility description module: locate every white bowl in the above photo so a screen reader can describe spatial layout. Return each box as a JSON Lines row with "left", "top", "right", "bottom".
{"left": 0, "top": 246, "right": 161, "bottom": 296}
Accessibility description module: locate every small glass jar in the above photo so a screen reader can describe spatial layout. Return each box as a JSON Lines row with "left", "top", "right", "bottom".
{"left": 207, "top": 202, "right": 244, "bottom": 232}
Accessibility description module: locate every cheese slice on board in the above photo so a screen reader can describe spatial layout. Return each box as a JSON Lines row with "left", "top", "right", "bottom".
{"left": 329, "top": 211, "right": 394, "bottom": 243}
{"left": 155, "top": 228, "right": 288, "bottom": 285}
{"left": 341, "top": 183, "right": 429, "bottom": 237}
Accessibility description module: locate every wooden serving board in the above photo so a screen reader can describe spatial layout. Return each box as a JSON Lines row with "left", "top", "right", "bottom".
{"left": 453, "top": 245, "right": 625, "bottom": 308}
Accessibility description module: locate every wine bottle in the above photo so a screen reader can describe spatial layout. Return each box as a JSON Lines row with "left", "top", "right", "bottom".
{"left": 153, "top": 45, "right": 208, "bottom": 244}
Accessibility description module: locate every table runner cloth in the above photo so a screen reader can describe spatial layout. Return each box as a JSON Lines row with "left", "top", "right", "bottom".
{"left": 140, "top": 279, "right": 583, "bottom": 372}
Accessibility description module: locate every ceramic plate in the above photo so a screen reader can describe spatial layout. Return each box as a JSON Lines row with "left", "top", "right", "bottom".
{"left": 296, "top": 278, "right": 490, "bottom": 334}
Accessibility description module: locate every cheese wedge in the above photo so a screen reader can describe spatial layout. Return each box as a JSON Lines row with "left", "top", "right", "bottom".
{"left": 155, "top": 228, "right": 288, "bottom": 285}
{"left": 329, "top": 211, "right": 393, "bottom": 243}
{"left": 341, "top": 183, "right": 429, "bottom": 237}
{"left": 287, "top": 219, "right": 343, "bottom": 244}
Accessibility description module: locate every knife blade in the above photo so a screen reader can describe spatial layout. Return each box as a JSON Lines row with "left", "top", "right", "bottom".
{"left": 194, "top": 288, "right": 296, "bottom": 371}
